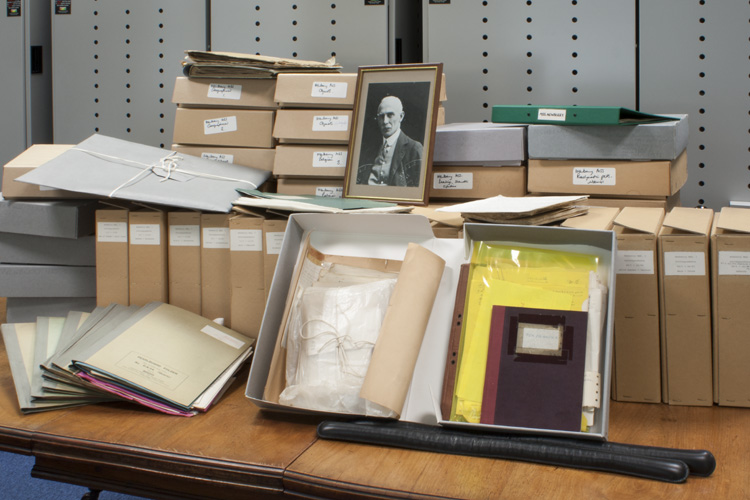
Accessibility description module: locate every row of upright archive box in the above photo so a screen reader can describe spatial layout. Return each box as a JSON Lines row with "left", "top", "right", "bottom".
{"left": 568, "top": 204, "right": 750, "bottom": 408}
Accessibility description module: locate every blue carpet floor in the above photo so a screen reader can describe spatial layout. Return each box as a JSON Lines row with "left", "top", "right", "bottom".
{"left": 1, "top": 450, "right": 148, "bottom": 500}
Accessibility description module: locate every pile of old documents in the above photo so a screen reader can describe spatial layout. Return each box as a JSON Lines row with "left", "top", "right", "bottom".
{"left": 182, "top": 50, "right": 342, "bottom": 79}
{"left": 1, "top": 302, "right": 254, "bottom": 416}
{"left": 437, "top": 194, "right": 590, "bottom": 225}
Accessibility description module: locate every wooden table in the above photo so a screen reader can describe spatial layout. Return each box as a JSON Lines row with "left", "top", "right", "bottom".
{"left": 1, "top": 338, "right": 748, "bottom": 499}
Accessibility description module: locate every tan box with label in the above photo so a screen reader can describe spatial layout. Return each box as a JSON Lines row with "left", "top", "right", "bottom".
{"left": 658, "top": 207, "right": 714, "bottom": 406}
{"left": 201, "top": 213, "right": 232, "bottom": 325}
{"left": 167, "top": 211, "right": 202, "bottom": 315}
{"left": 172, "top": 76, "right": 277, "bottom": 109}
{"left": 710, "top": 207, "right": 750, "bottom": 407}
{"left": 230, "top": 215, "right": 266, "bottom": 339}
{"left": 429, "top": 165, "right": 526, "bottom": 200}
{"left": 172, "top": 144, "right": 275, "bottom": 172}
{"left": 128, "top": 208, "right": 169, "bottom": 306}
{"left": 275, "top": 178, "right": 344, "bottom": 198}
{"left": 274, "top": 73, "right": 357, "bottom": 108}
{"left": 272, "top": 109, "right": 352, "bottom": 144}
{"left": 95, "top": 207, "right": 130, "bottom": 307}
{"left": 173, "top": 107, "right": 275, "bottom": 148}
{"left": 273, "top": 144, "right": 349, "bottom": 178}
{"left": 609, "top": 208, "right": 665, "bottom": 403}
{"left": 527, "top": 150, "right": 687, "bottom": 197}
{"left": 262, "top": 218, "right": 288, "bottom": 301}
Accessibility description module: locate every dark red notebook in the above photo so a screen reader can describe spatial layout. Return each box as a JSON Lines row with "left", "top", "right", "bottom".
{"left": 481, "top": 305, "right": 589, "bottom": 432}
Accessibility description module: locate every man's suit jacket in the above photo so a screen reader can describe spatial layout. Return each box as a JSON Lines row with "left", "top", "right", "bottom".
{"left": 357, "top": 131, "right": 423, "bottom": 187}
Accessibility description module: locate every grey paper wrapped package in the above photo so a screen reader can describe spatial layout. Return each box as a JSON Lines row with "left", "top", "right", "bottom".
{"left": 16, "top": 134, "right": 272, "bottom": 213}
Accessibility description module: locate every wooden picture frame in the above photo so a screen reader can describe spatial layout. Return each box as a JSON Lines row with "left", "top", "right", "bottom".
{"left": 343, "top": 63, "right": 443, "bottom": 205}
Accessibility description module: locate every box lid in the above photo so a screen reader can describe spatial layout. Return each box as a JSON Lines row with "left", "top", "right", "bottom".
{"left": 613, "top": 207, "right": 666, "bottom": 235}
{"left": 561, "top": 206, "right": 620, "bottom": 230}
{"left": 717, "top": 207, "right": 750, "bottom": 234}
{"left": 662, "top": 207, "right": 714, "bottom": 236}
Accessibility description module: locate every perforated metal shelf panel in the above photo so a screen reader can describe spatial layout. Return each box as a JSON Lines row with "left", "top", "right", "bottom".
{"left": 210, "top": 0, "right": 393, "bottom": 73}
{"left": 51, "top": 0, "right": 206, "bottom": 148}
{"left": 640, "top": 2, "right": 750, "bottom": 209}
{"left": 0, "top": 5, "right": 29, "bottom": 175}
{"left": 423, "top": 0, "right": 636, "bottom": 124}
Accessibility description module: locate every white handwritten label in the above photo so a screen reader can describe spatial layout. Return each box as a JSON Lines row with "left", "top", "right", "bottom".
{"left": 433, "top": 172, "right": 473, "bottom": 190}
{"left": 664, "top": 251, "right": 706, "bottom": 276}
{"left": 315, "top": 186, "right": 343, "bottom": 198}
{"left": 573, "top": 167, "right": 616, "bottom": 186}
{"left": 129, "top": 224, "right": 161, "bottom": 245}
{"left": 312, "top": 115, "right": 349, "bottom": 132}
{"left": 538, "top": 108, "right": 567, "bottom": 121}
{"left": 204, "top": 116, "right": 237, "bottom": 135}
{"left": 201, "top": 325, "right": 245, "bottom": 349}
{"left": 615, "top": 250, "right": 655, "bottom": 275}
{"left": 230, "top": 228, "right": 262, "bottom": 252}
{"left": 207, "top": 83, "right": 242, "bottom": 100}
{"left": 719, "top": 251, "right": 750, "bottom": 275}
{"left": 313, "top": 150, "right": 347, "bottom": 168}
{"left": 201, "top": 152, "right": 234, "bottom": 163}
{"left": 266, "top": 232, "right": 285, "bottom": 255}
{"left": 169, "top": 224, "right": 200, "bottom": 247}
{"left": 97, "top": 222, "right": 128, "bottom": 243}
{"left": 311, "top": 81, "right": 348, "bottom": 99}
{"left": 202, "top": 227, "right": 230, "bottom": 249}
{"left": 520, "top": 325, "right": 561, "bottom": 350}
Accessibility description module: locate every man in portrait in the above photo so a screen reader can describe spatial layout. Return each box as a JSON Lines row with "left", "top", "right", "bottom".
{"left": 356, "top": 95, "right": 423, "bottom": 187}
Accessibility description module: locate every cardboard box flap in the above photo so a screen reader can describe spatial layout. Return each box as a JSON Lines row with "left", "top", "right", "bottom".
{"left": 5, "top": 144, "right": 74, "bottom": 166}
{"left": 662, "top": 207, "right": 714, "bottom": 235}
{"left": 613, "top": 207, "right": 665, "bottom": 234}
{"left": 561, "top": 206, "right": 620, "bottom": 230}
{"left": 717, "top": 207, "right": 750, "bottom": 234}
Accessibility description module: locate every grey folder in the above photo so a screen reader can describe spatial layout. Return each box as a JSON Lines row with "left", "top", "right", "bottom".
{"left": 17, "top": 134, "right": 272, "bottom": 213}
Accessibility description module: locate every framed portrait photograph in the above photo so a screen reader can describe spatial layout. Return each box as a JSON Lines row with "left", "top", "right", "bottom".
{"left": 343, "top": 63, "right": 443, "bottom": 205}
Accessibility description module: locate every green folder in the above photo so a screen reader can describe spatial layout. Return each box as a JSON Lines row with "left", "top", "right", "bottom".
{"left": 491, "top": 105, "right": 680, "bottom": 126}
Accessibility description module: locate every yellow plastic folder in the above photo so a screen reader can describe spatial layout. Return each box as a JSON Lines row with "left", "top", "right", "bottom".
{"left": 450, "top": 242, "right": 598, "bottom": 423}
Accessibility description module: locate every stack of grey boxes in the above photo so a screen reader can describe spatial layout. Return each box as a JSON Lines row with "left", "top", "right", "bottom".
{"left": 0, "top": 194, "right": 99, "bottom": 323}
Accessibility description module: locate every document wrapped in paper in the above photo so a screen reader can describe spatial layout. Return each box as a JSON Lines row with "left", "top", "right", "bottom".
{"left": 16, "top": 134, "right": 271, "bottom": 213}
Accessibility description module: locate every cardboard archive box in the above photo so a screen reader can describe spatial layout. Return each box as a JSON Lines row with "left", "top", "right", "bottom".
{"left": 609, "top": 208, "right": 665, "bottom": 403}
{"left": 171, "top": 144, "right": 275, "bottom": 172}
{"left": 1, "top": 144, "right": 93, "bottom": 199}
{"left": 0, "top": 233, "right": 95, "bottom": 266}
{"left": 246, "top": 213, "right": 616, "bottom": 440}
{"left": 95, "top": 207, "right": 129, "bottom": 306}
{"left": 527, "top": 151, "right": 688, "bottom": 197}
{"left": 527, "top": 115, "right": 688, "bottom": 161}
{"left": 275, "top": 178, "right": 345, "bottom": 198}
{"left": 273, "top": 144, "right": 348, "bottom": 178}
{"left": 658, "top": 207, "right": 714, "bottom": 406}
{"left": 429, "top": 165, "right": 527, "bottom": 200}
{"left": 573, "top": 193, "right": 682, "bottom": 211}
{"left": 274, "top": 73, "right": 358, "bottom": 108}
{"left": 229, "top": 215, "right": 266, "bottom": 339}
{"left": 272, "top": 109, "right": 352, "bottom": 144}
{"left": 262, "top": 219, "right": 288, "bottom": 301}
{"left": 201, "top": 213, "right": 232, "bottom": 325}
{"left": 560, "top": 206, "right": 621, "bottom": 230}
{"left": 172, "top": 76, "right": 277, "bottom": 109}
{"left": 0, "top": 264, "right": 96, "bottom": 298}
{"left": 710, "top": 207, "right": 750, "bottom": 407}
{"left": 172, "top": 107, "right": 276, "bottom": 148}
{"left": 167, "top": 211, "right": 202, "bottom": 315}
{"left": 0, "top": 198, "right": 97, "bottom": 239}
{"left": 128, "top": 208, "right": 169, "bottom": 306}
{"left": 432, "top": 123, "right": 526, "bottom": 166}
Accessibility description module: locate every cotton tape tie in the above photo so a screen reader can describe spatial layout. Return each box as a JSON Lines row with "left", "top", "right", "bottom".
{"left": 299, "top": 318, "right": 375, "bottom": 378}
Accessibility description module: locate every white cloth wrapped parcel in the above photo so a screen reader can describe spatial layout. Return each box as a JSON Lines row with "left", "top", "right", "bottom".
{"left": 16, "top": 134, "right": 271, "bottom": 213}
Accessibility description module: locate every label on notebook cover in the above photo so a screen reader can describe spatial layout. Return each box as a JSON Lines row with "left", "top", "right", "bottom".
{"left": 230, "top": 229, "right": 262, "bottom": 252}
{"left": 312, "top": 82, "right": 348, "bottom": 99}
{"left": 313, "top": 151, "right": 347, "bottom": 167}
{"left": 537, "top": 108, "right": 567, "bottom": 121}
{"left": 130, "top": 224, "right": 161, "bottom": 245}
{"left": 434, "top": 172, "right": 473, "bottom": 190}
{"left": 204, "top": 116, "right": 237, "bottom": 135}
{"left": 313, "top": 115, "right": 349, "bottom": 132}
{"left": 664, "top": 251, "right": 705, "bottom": 276}
{"left": 615, "top": 250, "right": 654, "bottom": 275}
{"left": 315, "top": 187, "right": 343, "bottom": 198}
{"left": 207, "top": 83, "right": 242, "bottom": 100}
{"left": 201, "top": 152, "right": 234, "bottom": 163}
{"left": 98, "top": 222, "right": 128, "bottom": 243}
{"left": 718, "top": 251, "right": 750, "bottom": 275}
{"left": 201, "top": 325, "right": 245, "bottom": 349}
{"left": 169, "top": 225, "right": 200, "bottom": 247}
{"left": 573, "top": 167, "right": 616, "bottom": 186}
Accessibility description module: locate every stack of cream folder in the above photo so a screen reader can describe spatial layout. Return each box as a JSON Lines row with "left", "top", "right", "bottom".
{"left": 1, "top": 302, "right": 254, "bottom": 417}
